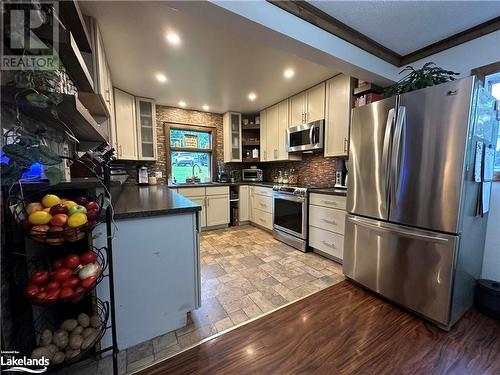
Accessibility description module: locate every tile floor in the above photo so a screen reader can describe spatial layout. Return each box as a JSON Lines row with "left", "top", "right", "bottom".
{"left": 58, "top": 225, "right": 344, "bottom": 374}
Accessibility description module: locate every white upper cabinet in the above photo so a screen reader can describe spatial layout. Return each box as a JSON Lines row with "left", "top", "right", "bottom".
{"left": 259, "top": 109, "right": 268, "bottom": 161}
{"left": 260, "top": 100, "right": 301, "bottom": 162}
{"left": 324, "top": 74, "right": 356, "bottom": 158}
{"left": 306, "top": 82, "right": 326, "bottom": 123}
{"left": 289, "top": 82, "right": 326, "bottom": 127}
{"left": 223, "top": 112, "right": 242, "bottom": 162}
{"left": 114, "top": 88, "right": 138, "bottom": 160}
{"left": 113, "top": 89, "right": 157, "bottom": 161}
{"left": 136, "top": 97, "right": 157, "bottom": 160}
{"left": 289, "top": 92, "right": 307, "bottom": 127}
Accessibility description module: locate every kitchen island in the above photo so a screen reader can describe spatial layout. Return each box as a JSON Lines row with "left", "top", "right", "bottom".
{"left": 96, "top": 185, "right": 201, "bottom": 350}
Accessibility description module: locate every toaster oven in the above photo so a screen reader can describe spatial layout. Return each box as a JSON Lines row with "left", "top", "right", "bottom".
{"left": 242, "top": 169, "right": 263, "bottom": 182}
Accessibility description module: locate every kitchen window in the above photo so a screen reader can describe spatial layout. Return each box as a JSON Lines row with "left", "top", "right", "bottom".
{"left": 168, "top": 127, "right": 213, "bottom": 183}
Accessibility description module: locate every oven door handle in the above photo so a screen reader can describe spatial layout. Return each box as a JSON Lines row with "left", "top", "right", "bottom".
{"left": 273, "top": 193, "right": 306, "bottom": 203}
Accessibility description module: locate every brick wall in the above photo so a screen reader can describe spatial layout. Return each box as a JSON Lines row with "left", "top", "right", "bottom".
{"left": 116, "top": 105, "right": 342, "bottom": 187}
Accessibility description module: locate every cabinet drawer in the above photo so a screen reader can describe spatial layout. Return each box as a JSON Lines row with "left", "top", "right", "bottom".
{"left": 178, "top": 187, "right": 205, "bottom": 197}
{"left": 254, "top": 194, "right": 272, "bottom": 214}
{"left": 253, "top": 208, "right": 273, "bottom": 230}
{"left": 309, "top": 226, "right": 344, "bottom": 260}
{"left": 206, "top": 186, "right": 229, "bottom": 196}
{"left": 254, "top": 186, "right": 272, "bottom": 197}
{"left": 309, "top": 205, "right": 345, "bottom": 235}
{"left": 310, "top": 193, "right": 346, "bottom": 210}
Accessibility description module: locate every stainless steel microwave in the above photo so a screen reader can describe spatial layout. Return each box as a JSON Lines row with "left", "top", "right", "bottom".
{"left": 286, "top": 120, "right": 324, "bottom": 152}
{"left": 242, "top": 169, "right": 263, "bottom": 182}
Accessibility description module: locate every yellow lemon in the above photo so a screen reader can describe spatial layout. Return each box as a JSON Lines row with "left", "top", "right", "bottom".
{"left": 67, "top": 212, "right": 88, "bottom": 228}
{"left": 62, "top": 200, "right": 77, "bottom": 209}
{"left": 41, "top": 194, "right": 61, "bottom": 208}
{"left": 28, "top": 211, "right": 52, "bottom": 225}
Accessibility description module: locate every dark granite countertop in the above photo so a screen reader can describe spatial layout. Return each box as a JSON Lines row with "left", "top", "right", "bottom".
{"left": 113, "top": 185, "right": 201, "bottom": 220}
{"left": 309, "top": 188, "right": 347, "bottom": 196}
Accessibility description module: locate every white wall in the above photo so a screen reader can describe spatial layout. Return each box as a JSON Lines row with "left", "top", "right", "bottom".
{"left": 411, "top": 30, "right": 500, "bottom": 77}
{"left": 483, "top": 183, "right": 500, "bottom": 281}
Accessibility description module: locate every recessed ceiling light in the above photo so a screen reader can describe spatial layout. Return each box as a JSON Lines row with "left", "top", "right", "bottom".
{"left": 155, "top": 73, "right": 167, "bottom": 83}
{"left": 178, "top": 100, "right": 186, "bottom": 108}
{"left": 284, "top": 68, "right": 295, "bottom": 79}
{"left": 248, "top": 92, "right": 257, "bottom": 101}
{"left": 202, "top": 104, "right": 210, "bottom": 111}
{"left": 166, "top": 33, "right": 181, "bottom": 45}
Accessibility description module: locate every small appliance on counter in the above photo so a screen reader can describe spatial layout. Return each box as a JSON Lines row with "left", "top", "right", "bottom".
{"left": 217, "top": 165, "right": 229, "bottom": 182}
{"left": 334, "top": 170, "right": 348, "bottom": 189}
{"left": 137, "top": 165, "right": 149, "bottom": 185}
{"left": 242, "top": 168, "right": 263, "bottom": 182}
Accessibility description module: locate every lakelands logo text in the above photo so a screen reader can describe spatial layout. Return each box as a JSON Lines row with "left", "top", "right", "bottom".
{"left": 1, "top": 351, "right": 49, "bottom": 373}
{"left": 1, "top": 0, "right": 59, "bottom": 70}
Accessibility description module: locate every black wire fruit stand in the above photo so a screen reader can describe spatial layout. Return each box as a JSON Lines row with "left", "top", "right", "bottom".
{"left": 2, "top": 151, "right": 119, "bottom": 375}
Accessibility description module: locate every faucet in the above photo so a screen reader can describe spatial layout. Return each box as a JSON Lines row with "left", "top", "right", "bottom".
{"left": 192, "top": 164, "right": 202, "bottom": 182}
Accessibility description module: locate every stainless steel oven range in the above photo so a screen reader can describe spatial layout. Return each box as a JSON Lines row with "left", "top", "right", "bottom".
{"left": 272, "top": 185, "right": 308, "bottom": 252}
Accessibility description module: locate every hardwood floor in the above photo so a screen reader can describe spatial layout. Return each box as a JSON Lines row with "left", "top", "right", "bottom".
{"left": 137, "top": 281, "right": 500, "bottom": 375}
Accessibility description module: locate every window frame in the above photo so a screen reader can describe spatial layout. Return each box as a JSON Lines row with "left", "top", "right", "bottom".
{"left": 485, "top": 73, "right": 500, "bottom": 180}
{"left": 164, "top": 122, "right": 216, "bottom": 183}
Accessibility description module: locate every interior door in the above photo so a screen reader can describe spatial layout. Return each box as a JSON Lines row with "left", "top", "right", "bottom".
{"left": 289, "top": 92, "right": 306, "bottom": 127}
{"left": 389, "top": 78, "right": 473, "bottom": 233}
{"left": 306, "top": 82, "right": 325, "bottom": 123}
{"left": 343, "top": 214, "right": 457, "bottom": 326}
{"left": 347, "top": 97, "right": 396, "bottom": 220}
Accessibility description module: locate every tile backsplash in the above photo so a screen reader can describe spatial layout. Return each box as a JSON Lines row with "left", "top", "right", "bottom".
{"left": 115, "top": 105, "right": 344, "bottom": 187}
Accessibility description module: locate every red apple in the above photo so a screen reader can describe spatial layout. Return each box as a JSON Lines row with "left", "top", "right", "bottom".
{"left": 63, "top": 254, "right": 80, "bottom": 270}
{"left": 30, "top": 271, "right": 49, "bottom": 286}
{"left": 45, "top": 281, "right": 60, "bottom": 291}
{"left": 74, "top": 196, "right": 90, "bottom": 206}
{"left": 50, "top": 214, "right": 68, "bottom": 227}
{"left": 59, "top": 287, "right": 74, "bottom": 299}
{"left": 80, "top": 251, "right": 97, "bottom": 265}
{"left": 36, "top": 291, "right": 48, "bottom": 300}
{"left": 49, "top": 204, "right": 68, "bottom": 216}
{"left": 86, "top": 209, "right": 100, "bottom": 221}
{"left": 26, "top": 285, "right": 40, "bottom": 297}
{"left": 61, "top": 276, "right": 80, "bottom": 289}
{"left": 52, "top": 258, "right": 63, "bottom": 270}
{"left": 85, "top": 201, "right": 99, "bottom": 211}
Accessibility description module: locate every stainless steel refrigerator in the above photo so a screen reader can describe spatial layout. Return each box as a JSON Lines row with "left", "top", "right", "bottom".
{"left": 344, "top": 76, "right": 499, "bottom": 330}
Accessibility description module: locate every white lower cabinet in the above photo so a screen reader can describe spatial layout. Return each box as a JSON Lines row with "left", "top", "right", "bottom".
{"left": 176, "top": 186, "right": 230, "bottom": 228}
{"left": 206, "top": 195, "right": 230, "bottom": 226}
{"left": 239, "top": 186, "right": 249, "bottom": 222}
{"left": 308, "top": 193, "right": 347, "bottom": 262}
{"left": 249, "top": 186, "right": 273, "bottom": 230}
{"left": 189, "top": 196, "right": 206, "bottom": 228}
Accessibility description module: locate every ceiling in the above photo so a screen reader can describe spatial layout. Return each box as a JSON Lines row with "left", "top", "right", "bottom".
{"left": 80, "top": 1, "right": 338, "bottom": 114}
{"left": 308, "top": 1, "right": 500, "bottom": 56}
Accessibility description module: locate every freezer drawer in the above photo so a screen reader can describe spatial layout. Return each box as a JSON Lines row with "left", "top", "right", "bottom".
{"left": 343, "top": 214, "right": 458, "bottom": 325}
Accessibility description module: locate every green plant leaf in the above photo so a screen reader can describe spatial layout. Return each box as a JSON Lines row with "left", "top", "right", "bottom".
{"left": 45, "top": 166, "right": 62, "bottom": 185}
{"left": 1, "top": 161, "right": 23, "bottom": 186}
{"left": 38, "top": 145, "right": 62, "bottom": 165}
{"left": 25, "top": 92, "right": 50, "bottom": 108}
{"left": 2, "top": 143, "right": 39, "bottom": 164}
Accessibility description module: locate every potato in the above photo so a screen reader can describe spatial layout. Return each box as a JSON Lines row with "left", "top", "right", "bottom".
{"left": 52, "top": 351, "right": 65, "bottom": 365}
{"left": 89, "top": 315, "right": 101, "bottom": 328}
{"left": 69, "top": 334, "right": 83, "bottom": 350}
{"left": 77, "top": 313, "right": 90, "bottom": 328}
{"left": 60, "top": 319, "right": 78, "bottom": 332}
{"left": 65, "top": 349, "right": 80, "bottom": 360}
{"left": 40, "top": 329, "right": 52, "bottom": 346}
{"left": 80, "top": 332, "right": 98, "bottom": 350}
{"left": 31, "top": 346, "right": 51, "bottom": 360}
{"left": 72, "top": 325, "right": 83, "bottom": 335}
{"left": 53, "top": 330, "right": 69, "bottom": 349}
{"left": 82, "top": 327, "right": 96, "bottom": 339}
{"left": 46, "top": 344, "right": 58, "bottom": 355}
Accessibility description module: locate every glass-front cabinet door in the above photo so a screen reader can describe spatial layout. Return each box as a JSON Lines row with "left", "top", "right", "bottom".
{"left": 223, "top": 112, "right": 242, "bottom": 162}
{"left": 136, "top": 97, "right": 157, "bottom": 160}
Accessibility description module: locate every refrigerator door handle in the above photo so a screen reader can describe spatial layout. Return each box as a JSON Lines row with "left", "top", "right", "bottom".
{"left": 381, "top": 108, "right": 395, "bottom": 204}
{"left": 346, "top": 215, "right": 449, "bottom": 244}
{"left": 391, "top": 106, "right": 406, "bottom": 200}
